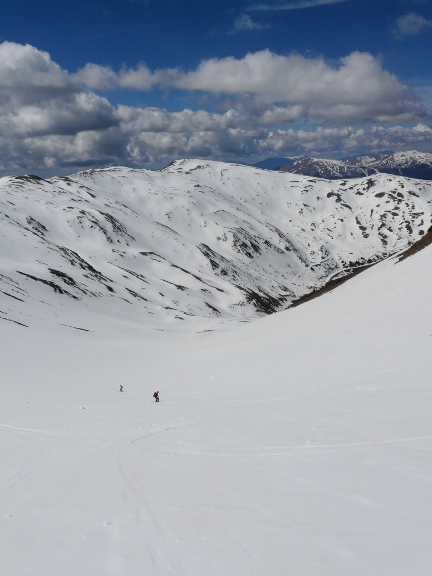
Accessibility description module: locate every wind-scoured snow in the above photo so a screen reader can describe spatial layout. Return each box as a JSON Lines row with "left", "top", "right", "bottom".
{"left": 1, "top": 159, "right": 432, "bottom": 332}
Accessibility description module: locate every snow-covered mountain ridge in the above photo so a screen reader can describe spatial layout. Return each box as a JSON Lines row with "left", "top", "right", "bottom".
{"left": 2, "top": 158, "right": 432, "bottom": 331}
{"left": 280, "top": 150, "right": 432, "bottom": 180}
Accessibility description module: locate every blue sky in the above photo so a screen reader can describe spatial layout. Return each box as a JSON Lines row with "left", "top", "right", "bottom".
{"left": 0, "top": 0, "right": 431, "bottom": 175}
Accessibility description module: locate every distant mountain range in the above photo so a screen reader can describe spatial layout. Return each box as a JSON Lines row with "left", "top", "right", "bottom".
{"left": 276, "top": 151, "right": 432, "bottom": 180}
{"left": 253, "top": 156, "right": 306, "bottom": 170}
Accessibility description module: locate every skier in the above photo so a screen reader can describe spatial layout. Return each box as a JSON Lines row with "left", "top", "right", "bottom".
{"left": 153, "top": 391, "right": 160, "bottom": 402}
{"left": 120, "top": 385, "right": 123, "bottom": 392}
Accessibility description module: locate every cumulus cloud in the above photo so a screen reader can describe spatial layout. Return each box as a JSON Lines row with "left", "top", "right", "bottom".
{"left": 74, "top": 62, "right": 156, "bottom": 90}
{"left": 0, "top": 42, "right": 76, "bottom": 107}
{"left": 170, "top": 51, "right": 393, "bottom": 103}
{"left": 165, "top": 50, "right": 425, "bottom": 123}
{"left": 0, "top": 41, "right": 430, "bottom": 176}
{"left": 0, "top": 42, "right": 118, "bottom": 139}
{"left": 75, "top": 50, "right": 426, "bottom": 124}
{"left": 265, "top": 124, "right": 432, "bottom": 158}
{"left": 73, "top": 63, "right": 118, "bottom": 90}
{"left": 393, "top": 12, "right": 432, "bottom": 38}
{"left": 2, "top": 92, "right": 117, "bottom": 138}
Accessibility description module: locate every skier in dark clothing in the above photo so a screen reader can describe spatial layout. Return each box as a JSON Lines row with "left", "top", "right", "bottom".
{"left": 153, "top": 391, "right": 160, "bottom": 402}
{"left": 120, "top": 385, "right": 123, "bottom": 392}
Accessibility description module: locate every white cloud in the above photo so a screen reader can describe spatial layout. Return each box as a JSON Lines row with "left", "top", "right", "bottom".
{"left": 163, "top": 50, "right": 425, "bottom": 123}
{"left": 0, "top": 42, "right": 118, "bottom": 139}
{"left": 74, "top": 62, "right": 156, "bottom": 90}
{"left": 0, "top": 41, "right": 430, "bottom": 175}
{"left": 117, "top": 63, "right": 157, "bottom": 90}
{"left": 265, "top": 124, "right": 432, "bottom": 158}
{"left": 393, "top": 13, "right": 432, "bottom": 38}
{"left": 0, "top": 42, "right": 77, "bottom": 107}
{"left": 230, "top": 14, "right": 270, "bottom": 33}
{"left": 117, "top": 105, "right": 234, "bottom": 133}
{"left": 74, "top": 63, "right": 118, "bottom": 90}
{"left": 74, "top": 50, "right": 425, "bottom": 125}
{"left": 73, "top": 49, "right": 426, "bottom": 124}
{"left": 2, "top": 92, "right": 117, "bottom": 138}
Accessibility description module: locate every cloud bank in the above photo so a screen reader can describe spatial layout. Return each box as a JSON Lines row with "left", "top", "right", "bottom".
{"left": 0, "top": 41, "right": 430, "bottom": 175}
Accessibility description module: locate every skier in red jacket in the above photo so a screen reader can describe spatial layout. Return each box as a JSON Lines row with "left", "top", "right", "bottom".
{"left": 153, "top": 391, "right": 160, "bottom": 402}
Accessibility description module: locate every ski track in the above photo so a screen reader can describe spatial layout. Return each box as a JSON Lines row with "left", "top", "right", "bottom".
{"left": 0, "top": 423, "right": 57, "bottom": 436}
{"left": 173, "top": 435, "right": 432, "bottom": 457}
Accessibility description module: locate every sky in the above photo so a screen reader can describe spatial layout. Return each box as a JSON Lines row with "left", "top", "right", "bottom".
{"left": 0, "top": 0, "right": 431, "bottom": 175}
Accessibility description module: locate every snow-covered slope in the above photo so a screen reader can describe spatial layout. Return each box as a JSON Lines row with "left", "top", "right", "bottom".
{"left": 2, "top": 221, "right": 432, "bottom": 575}
{"left": 2, "top": 159, "right": 432, "bottom": 332}
{"left": 280, "top": 150, "right": 432, "bottom": 180}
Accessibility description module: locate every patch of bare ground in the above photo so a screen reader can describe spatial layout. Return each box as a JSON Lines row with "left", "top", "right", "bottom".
{"left": 397, "top": 226, "right": 432, "bottom": 263}
{"left": 288, "top": 265, "right": 373, "bottom": 310}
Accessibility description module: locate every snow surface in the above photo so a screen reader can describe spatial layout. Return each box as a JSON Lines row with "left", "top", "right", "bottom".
{"left": 2, "top": 230, "right": 432, "bottom": 575}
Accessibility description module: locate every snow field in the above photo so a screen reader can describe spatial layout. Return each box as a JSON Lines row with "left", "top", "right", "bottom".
{"left": 2, "top": 239, "right": 432, "bottom": 575}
